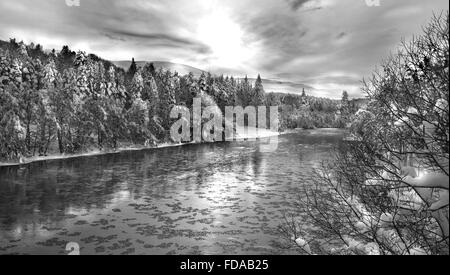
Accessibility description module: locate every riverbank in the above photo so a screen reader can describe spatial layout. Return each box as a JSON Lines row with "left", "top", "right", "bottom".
{"left": 0, "top": 127, "right": 284, "bottom": 168}
{"left": 0, "top": 142, "right": 189, "bottom": 168}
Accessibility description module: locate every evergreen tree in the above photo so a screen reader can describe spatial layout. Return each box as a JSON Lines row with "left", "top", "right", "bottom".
{"left": 340, "top": 90, "right": 350, "bottom": 123}
{"left": 179, "top": 72, "right": 197, "bottom": 106}
{"left": 147, "top": 62, "right": 156, "bottom": 76}
{"left": 342, "top": 90, "right": 349, "bottom": 106}
{"left": 37, "top": 59, "right": 59, "bottom": 155}
{"left": 141, "top": 63, "right": 162, "bottom": 138}
{"left": 127, "top": 58, "right": 138, "bottom": 80}
{"left": 57, "top": 45, "right": 76, "bottom": 71}
{"left": 15, "top": 47, "right": 43, "bottom": 154}
{"left": 301, "top": 88, "right": 307, "bottom": 98}
{"left": 251, "top": 74, "right": 266, "bottom": 106}
{"left": 300, "top": 88, "right": 309, "bottom": 105}
{"left": 156, "top": 70, "right": 177, "bottom": 132}
{"left": 198, "top": 72, "right": 208, "bottom": 93}
{"left": 237, "top": 75, "right": 252, "bottom": 106}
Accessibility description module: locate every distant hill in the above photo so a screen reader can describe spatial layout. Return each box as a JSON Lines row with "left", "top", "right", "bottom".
{"left": 113, "top": 60, "right": 313, "bottom": 95}
{"left": 113, "top": 61, "right": 206, "bottom": 78}
{"left": 240, "top": 78, "right": 314, "bottom": 95}
{"left": 0, "top": 39, "right": 9, "bottom": 49}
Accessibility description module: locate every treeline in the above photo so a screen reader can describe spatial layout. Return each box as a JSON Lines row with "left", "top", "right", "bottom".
{"left": 0, "top": 39, "right": 356, "bottom": 161}
{"left": 269, "top": 90, "right": 363, "bottom": 130}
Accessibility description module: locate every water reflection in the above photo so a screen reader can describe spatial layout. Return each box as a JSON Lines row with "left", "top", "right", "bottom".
{"left": 0, "top": 129, "right": 345, "bottom": 255}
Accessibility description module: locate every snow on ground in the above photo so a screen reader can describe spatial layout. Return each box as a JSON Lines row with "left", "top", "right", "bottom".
{"left": 0, "top": 128, "right": 287, "bottom": 167}
{"left": 0, "top": 143, "right": 193, "bottom": 167}
{"left": 234, "top": 126, "right": 280, "bottom": 140}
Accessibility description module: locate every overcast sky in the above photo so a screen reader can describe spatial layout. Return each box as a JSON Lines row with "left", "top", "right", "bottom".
{"left": 0, "top": 0, "right": 448, "bottom": 98}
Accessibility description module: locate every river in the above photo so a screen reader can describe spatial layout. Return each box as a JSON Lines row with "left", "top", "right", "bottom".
{"left": 0, "top": 129, "right": 345, "bottom": 255}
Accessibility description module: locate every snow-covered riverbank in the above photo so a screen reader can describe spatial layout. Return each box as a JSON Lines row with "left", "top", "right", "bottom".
{"left": 0, "top": 127, "right": 283, "bottom": 167}
{"left": 0, "top": 141, "right": 206, "bottom": 167}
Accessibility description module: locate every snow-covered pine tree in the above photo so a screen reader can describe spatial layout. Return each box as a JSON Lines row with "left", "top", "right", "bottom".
{"left": 237, "top": 75, "right": 252, "bottom": 107}
{"left": 251, "top": 74, "right": 266, "bottom": 107}
{"left": 156, "top": 69, "right": 176, "bottom": 134}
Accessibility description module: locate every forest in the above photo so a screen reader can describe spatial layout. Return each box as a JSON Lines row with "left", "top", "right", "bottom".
{"left": 0, "top": 38, "right": 358, "bottom": 162}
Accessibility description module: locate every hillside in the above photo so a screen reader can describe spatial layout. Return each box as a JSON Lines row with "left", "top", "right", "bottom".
{"left": 113, "top": 60, "right": 206, "bottom": 78}
{"left": 240, "top": 77, "right": 314, "bottom": 95}
{"left": 114, "top": 60, "right": 313, "bottom": 95}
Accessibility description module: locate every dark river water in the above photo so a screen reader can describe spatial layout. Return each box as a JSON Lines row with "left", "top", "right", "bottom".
{"left": 0, "top": 129, "right": 345, "bottom": 255}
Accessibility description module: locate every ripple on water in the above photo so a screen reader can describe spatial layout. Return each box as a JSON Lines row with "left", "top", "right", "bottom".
{"left": 0, "top": 129, "right": 344, "bottom": 255}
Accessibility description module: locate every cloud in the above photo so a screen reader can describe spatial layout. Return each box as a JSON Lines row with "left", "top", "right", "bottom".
{"left": 0, "top": 0, "right": 448, "bottom": 98}
{"left": 103, "top": 28, "right": 211, "bottom": 53}
{"left": 286, "top": 0, "right": 329, "bottom": 11}
{"left": 288, "top": 0, "right": 313, "bottom": 10}
{"left": 233, "top": 0, "right": 448, "bottom": 97}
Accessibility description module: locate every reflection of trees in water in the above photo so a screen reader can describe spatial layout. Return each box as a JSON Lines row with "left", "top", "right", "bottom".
{"left": 0, "top": 129, "right": 346, "bottom": 251}
{"left": 0, "top": 133, "right": 341, "bottom": 234}
{"left": 0, "top": 156, "right": 131, "bottom": 226}
{"left": 251, "top": 146, "right": 264, "bottom": 178}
